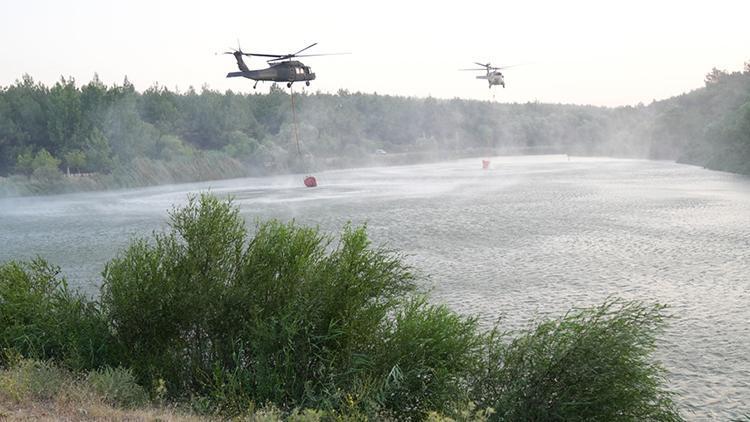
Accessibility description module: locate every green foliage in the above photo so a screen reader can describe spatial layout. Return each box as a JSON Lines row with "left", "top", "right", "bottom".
{"left": 375, "top": 299, "right": 484, "bottom": 420}
{"left": 703, "top": 102, "right": 750, "bottom": 174}
{"left": 63, "top": 149, "right": 86, "bottom": 173}
{"left": 30, "top": 148, "right": 62, "bottom": 181}
{"left": 475, "top": 300, "right": 682, "bottom": 421}
{"left": 46, "top": 77, "right": 83, "bottom": 152}
{"left": 100, "top": 193, "right": 424, "bottom": 414}
{"left": 84, "top": 128, "right": 115, "bottom": 173}
{"left": 155, "top": 134, "right": 193, "bottom": 160}
{"left": 222, "top": 130, "right": 259, "bottom": 161}
{"left": 1, "top": 195, "right": 684, "bottom": 419}
{"left": 14, "top": 149, "right": 34, "bottom": 176}
{"left": 671, "top": 66, "right": 750, "bottom": 170}
{"left": 101, "top": 193, "right": 247, "bottom": 395}
{"left": 705, "top": 67, "right": 728, "bottom": 86}
{"left": 0, "top": 259, "right": 112, "bottom": 370}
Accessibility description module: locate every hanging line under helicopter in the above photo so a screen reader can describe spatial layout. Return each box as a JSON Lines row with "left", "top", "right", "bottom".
{"left": 290, "top": 85, "right": 301, "bottom": 155}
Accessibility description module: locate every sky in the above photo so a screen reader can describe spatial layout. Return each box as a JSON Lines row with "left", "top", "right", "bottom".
{"left": 1, "top": 0, "right": 748, "bottom": 106}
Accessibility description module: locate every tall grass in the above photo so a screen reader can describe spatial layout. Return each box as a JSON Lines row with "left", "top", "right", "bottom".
{"left": 101, "top": 193, "right": 464, "bottom": 415}
{"left": 472, "top": 300, "right": 682, "bottom": 421}
{"left": 0, "top": 259, "right": 112, "bottom": 370}
{"left": 1, "top": 193, "right": 684, "bottom": 420}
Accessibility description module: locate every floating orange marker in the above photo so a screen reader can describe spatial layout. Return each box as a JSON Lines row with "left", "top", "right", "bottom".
{"left": 304, "top": 176, "right": 317, "bottom": 187}
{"left": 482, "top": 159, "right": 490, "bottom": 170}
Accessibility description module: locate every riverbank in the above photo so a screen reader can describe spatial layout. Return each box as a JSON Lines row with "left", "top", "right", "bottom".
{"left": 0, "top": 152, "right": 249, "bottom": 198}
{"left": 0, "top": 146, "right": 619, "bottom": 198}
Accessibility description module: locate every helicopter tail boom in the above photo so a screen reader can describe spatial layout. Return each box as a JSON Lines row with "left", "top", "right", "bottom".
{"left": 226, "top": 72, "right": 247, "bottom": 78}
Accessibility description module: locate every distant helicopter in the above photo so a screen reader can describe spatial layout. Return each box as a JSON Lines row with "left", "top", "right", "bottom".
{"left": 223, "top": 42, "right": 346, "bottom": 89}
{"left": 460, "top": 62, "right": 518, "bottom": 88}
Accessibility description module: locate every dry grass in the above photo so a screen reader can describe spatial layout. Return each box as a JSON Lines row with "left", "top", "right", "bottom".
{"left": 0, "top": 360, "right": 203, "bottom": 422}
{"left": 0, "top": 400, "right": 205, "bottom": 421}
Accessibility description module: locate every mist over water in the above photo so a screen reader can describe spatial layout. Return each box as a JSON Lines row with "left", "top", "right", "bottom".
{"left": 1, "top": 155, "right": 749, "bottom": 419}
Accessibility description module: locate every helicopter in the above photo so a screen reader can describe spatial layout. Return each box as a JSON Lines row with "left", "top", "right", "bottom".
{"left": 223, "top": 42, "right": 345, "bottom": 89}
{"left": 460, "top": 62, "right": 517, "bottom": 88}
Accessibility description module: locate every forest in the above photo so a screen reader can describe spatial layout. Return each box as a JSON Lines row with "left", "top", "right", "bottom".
{"left": 1, "top": 62, "right": 748, "bottom": 196}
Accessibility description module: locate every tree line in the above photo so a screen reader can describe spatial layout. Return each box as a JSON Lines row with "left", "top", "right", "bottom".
{"left": 1, "top": 62, "right": 748, "bottom": 195}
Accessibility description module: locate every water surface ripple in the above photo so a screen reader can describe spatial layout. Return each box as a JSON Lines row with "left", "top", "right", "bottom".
{"left": 2, "top": 155, "right": 749, "bottom": 419}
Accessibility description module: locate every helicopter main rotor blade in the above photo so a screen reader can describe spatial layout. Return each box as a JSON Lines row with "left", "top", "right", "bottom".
{"left": 474, "top": 62, "right": 491, "bottom": 68}
{"left": 292, "top": 42, "right": 318, "bottom": 56}
{"left": 267, "top": 55, "right": 294, "bottom": 62}
{"left": 265, "top": 43, "right": 320, "bottom": 62}
{"left": 291, "top": 52, "right": 351, "bottom": 58}
{"left": 459, "top": 68, "right": 487, "bottom": 71}
{"left": 242, "top": 52, "right": 284, "bottom": 58}
{"left": 266, "top": 52, "right": 350, "bottom": 63}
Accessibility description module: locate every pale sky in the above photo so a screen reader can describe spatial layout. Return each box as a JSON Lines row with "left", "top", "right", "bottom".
{"left": 1, "top": 0, "right": 748, "bottom": 106}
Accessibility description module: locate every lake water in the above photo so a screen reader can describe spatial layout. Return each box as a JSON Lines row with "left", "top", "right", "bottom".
{"left": 1, "top": 155, "right": 749, "bottom": 419}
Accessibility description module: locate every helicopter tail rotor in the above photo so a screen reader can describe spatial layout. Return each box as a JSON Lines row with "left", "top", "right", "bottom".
{"left": 221, "top": 44, "right": 251, "bottom": 72}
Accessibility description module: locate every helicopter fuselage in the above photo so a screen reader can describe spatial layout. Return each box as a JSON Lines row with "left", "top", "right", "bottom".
{"left": 227, "top": 56, "right": 316, "bottom": 86}
{"left": 476, "top": 71, "right": 505, "bottom": 88}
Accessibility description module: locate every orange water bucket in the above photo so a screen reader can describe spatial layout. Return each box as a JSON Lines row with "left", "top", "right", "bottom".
{"left": 304, "top": 176, "right": 317, "bottom": 187}
{"left": 482, "top": 160, "right": 490, "bottom": 169}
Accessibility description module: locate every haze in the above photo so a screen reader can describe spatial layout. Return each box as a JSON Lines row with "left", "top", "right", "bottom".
{"left": 1, "top": 0, "right": 748, "bottom": 106}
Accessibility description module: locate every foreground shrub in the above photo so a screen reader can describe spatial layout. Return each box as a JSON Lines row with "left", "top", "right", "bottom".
{"left": 101, "top": 193, "right": 462, "bottom": 416}
{"left": 2, "top": 193, "right": 683, "bottom": 420}
{"left": 0, "top": 259, "right": 112, "bottom": 370}
{"left": 474, "top": 300, "right": 682, "bottom": 421}
{"left": 373, "top": 299, "right": 485, "bottom": 420}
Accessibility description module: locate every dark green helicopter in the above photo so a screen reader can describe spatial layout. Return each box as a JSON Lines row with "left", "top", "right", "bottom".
{"left": 224, "top": 42, "right": 345, "bottom": 89}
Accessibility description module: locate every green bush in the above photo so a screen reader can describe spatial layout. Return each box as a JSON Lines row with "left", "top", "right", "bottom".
{"left": 99, "top": 193, "right": 495, "bottom": 417}
{"left": 473, "top": 300, "right": 682, "bottom": 421}
{"left": 1, "top": 194, "right": 684, "bottom": 420}
{"left": 373, "top": 299, "right": 485, "bottom": 420}
{"left": 0, "top": 259, "right": 112, "bottom": 370}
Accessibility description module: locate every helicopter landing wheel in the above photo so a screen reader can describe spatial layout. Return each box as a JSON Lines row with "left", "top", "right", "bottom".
{"left": 305, "top": 81, "right": 310, "bottom": 86}
{"left": 287, "top": 82, "right": 292, "bottom": 88}
{"left": 253, "top": 82, "right": 258, "bottom": 89}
